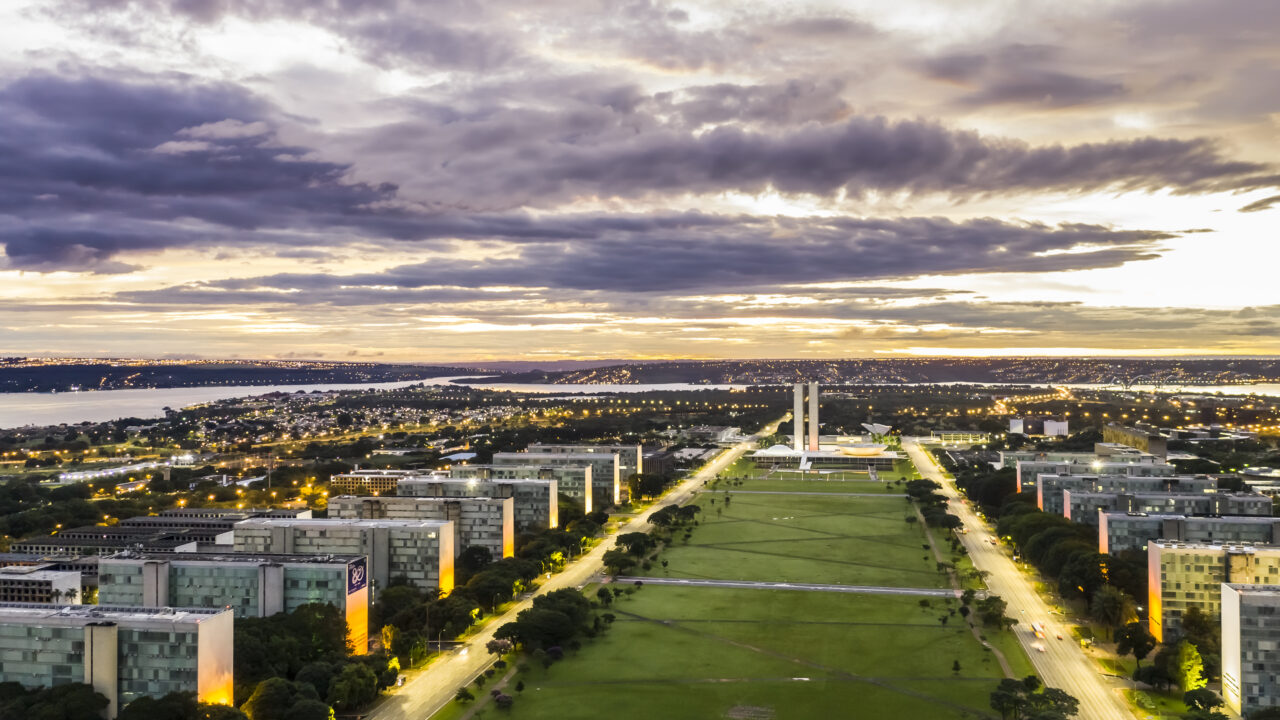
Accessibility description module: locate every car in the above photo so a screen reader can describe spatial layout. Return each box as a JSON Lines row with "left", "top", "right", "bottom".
{"left": 1056, "top": 633, "right": 1063, "bottom": 640}
{"left": 1031, "top": 642, "right": 1046, "bottom": 653}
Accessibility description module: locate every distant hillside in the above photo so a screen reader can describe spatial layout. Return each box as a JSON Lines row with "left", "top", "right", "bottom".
{"left": 0, "top": 360, "right": 488, "bottom": 393}
{"left": 474, "top": 358, "right": 1280, "bottom": 387}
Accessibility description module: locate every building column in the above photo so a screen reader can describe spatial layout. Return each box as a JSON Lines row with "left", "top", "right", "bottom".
{"left": 808, "top": 381, "right": 819, "bottom": 451}
{"left": 792, "top": 383, "right": 804, "bottom": 451}
{"left": 83, "top": 622, "right": 119, "bottom": 719}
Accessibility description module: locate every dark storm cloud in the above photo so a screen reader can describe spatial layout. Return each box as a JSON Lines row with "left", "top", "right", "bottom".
{"left": 653, "top": 79, "right": 850, "bottom": 126}
{"left": 922, "top": 45, "right": 1126, "bottom": 109}
{"left": 116, "top": 217, "right": 1177, "bottom": 301}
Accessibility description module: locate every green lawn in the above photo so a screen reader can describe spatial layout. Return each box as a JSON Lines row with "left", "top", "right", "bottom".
{"left": 648, "top": 493, "right": 948, "bottom": 589}
{"left": 499, "top": 586, "right": 1007, "bottom": 720}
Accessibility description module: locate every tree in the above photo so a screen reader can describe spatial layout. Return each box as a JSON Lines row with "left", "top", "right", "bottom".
{"left": 120, "top": 692, "right": 250, "bottom": 720}
{"left": 595, "top": 587, "right": 613, "bottom": 606}
{"left": 1133, "top": 663, "right": 1173, "bottom": 691}
{"left": 242, "top": 678, "right": 319, "bottom": 720}
{"left": 988, "top": 676, "right": 1078, "bottom": 720}
{"left": 295, "top": 662, "right": 336, "bottom": 700}
{"left": 1170, "top": 639, "right": 1206, "bottom": 692}
{"left": 1182, "top": 688, "right": 1222, "bottom": 711}
{"left": 1089, "top": 586, "right": 1133, "bottom": 641}
{"left": 327, "top": 663, "right": 379, "bottom": 712}
{"left": 454, "top": 688, "right": 475, "bottom": 703}
{"left": 0, "top": 683, "right": 109, "bottom": 720}
{"left": 602, "top": 549, "right": 636, "bottom": 576}
{"left": 284, "top": 700, "right": 333, "bottom": 720}
{"left": 1115, "top": 622, "right": 1157, "bottom": 667}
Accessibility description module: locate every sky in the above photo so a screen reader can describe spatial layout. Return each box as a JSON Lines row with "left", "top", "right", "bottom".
{"left": 1, "top": 0, "right": 1278, "bottom": 362}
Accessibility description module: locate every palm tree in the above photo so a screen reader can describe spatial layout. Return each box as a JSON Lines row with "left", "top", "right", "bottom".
{"left": 1090, "top": 585, "right": 1133, "bottom": 641}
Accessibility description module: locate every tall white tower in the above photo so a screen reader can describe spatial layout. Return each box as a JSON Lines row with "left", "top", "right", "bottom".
{"left": 808, "top": 381, "right": 819, "bottom": 451}
{"left": 792, "top": 383, "right": 804, "bottom": 451}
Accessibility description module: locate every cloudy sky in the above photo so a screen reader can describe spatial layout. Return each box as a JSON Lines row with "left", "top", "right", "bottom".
{"left": 1, "top": 0, "right": 1278, "bottom": 362}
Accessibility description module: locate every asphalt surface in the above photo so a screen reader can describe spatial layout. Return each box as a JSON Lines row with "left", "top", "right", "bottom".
{"left": 902, "top": 439, "right": 1134, "bottom": 720}
{"left": 366, "top": 419, "right": 786, "bottom": 720}
{"left": 613, "top": 576, "right": 960, "bottom": 597}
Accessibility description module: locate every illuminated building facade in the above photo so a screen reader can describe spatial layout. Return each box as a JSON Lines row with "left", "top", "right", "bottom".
{"left": 453, "top": 463, "right": 590, "bottom": 513}
{"left": 0, "top": 603, "right": 234, "bottom": 717}
{"left": 1037, "top": 473, "right": 1218, "bottom": 515}
{"left": 1099, "top": 512, "right": 1280, "bottom": 553}
{"left": 1222, "top": 583, "right": 1280, "bottom": 717}
{"left": 233, "top": 518, "right": 454, "bottom": 595}
{"left": 98, "top": 552, "right": 369, "bottom": 653}
{"left": 493, "top": 451, "right": 617, "bottom": 507}
{"left": 1147, "top": 541, "right": 1280, "bottom": 642}
{"left": 329, "top": 495, "right": 514, "bottom": 559}
{"left": 399, "top": 477, "right": 557, "bottom": 532}
{"left": 1065, "top": 491, "right": 1272, "bottom": 525}
{"left": 527, "top": 443, "right": 642, "bottom": 478}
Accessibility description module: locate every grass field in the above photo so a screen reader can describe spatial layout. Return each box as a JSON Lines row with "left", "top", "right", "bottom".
{"left": 648, "top": 493, "right": 949, "bottom": 589}
{"left": 432, "top": 458, "right": 1032, "bottom": 720}
{"left": 499, "top": 586, "right": 1009, "bottom": 720}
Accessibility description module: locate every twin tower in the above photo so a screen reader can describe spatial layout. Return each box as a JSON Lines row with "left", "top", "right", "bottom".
{"left": 792, "top": 382, "right": 819, "bottom": 452}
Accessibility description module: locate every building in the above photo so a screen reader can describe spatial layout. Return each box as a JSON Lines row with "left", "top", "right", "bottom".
{"left": 1222, "top": 583, "right": 1280, "bottom": 717}
{"left": 0, "top": 603, "right": 234, "bottom": 717}
{"left": 1065, "top": 491, "right": 1272, "bottom": 525}
{"left": 156, "top": 507, "right": 311, "bottom": 520}
{"left": 1012, "top": 456, "right": 1173, "bottom": 494}
{"left": 1104, "top": 423, "right": 1169, "bottom": 460}
{"left": 452, "top": 463, "right": 592, "bottom": 513}
{"left": 398, "top": 477, "right": 557, "bottom": 532}
{"left": 789, "top": 382, "right": 820, "bottom": 451}
{"left": 329, "top": 469, "right": 415, "bottom": 496}
{"left": 748, "top": 441, "right": 901, "bottom": 472}
{"left": 1009, "top": 417, "right": 1069, "bottom": 436}
{"left": 679, "top": 426, "right": 741, "bottom": 443}
{"left": 1100, "top": 513, "right": 1280, "bottom": 554}
{"left": 0, "top": 566, "right": 82, "bottom": 604}
{"left": 233, "top": 518, "right": 454, "bottom": 595}
{"left": 526, "top": 443, "right": 643, "bottom": 478}
{"left": 98, "top": 552, "right": 368, "bottom": 653}
{"left": 12, "top": 525, "right": 230, "bottom": 556}
{"left": 1147, "top": 541, "right": 1280, "bottom": 642}
{"left": 492, "top": 451, "right": 618, "bottom": 507}
{"left": 1037, "top": 474, "right": 1218, "bottom": 515}
{"left": 928, "top": 430, "right": 992, "bottom": 444}
{"left": 329, "top": 495, "right": 514, "bottom": 559}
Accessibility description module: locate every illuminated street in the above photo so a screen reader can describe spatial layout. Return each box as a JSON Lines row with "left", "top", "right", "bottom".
{"left": 903, "top": 439, "right": 1134, "bottom": 720}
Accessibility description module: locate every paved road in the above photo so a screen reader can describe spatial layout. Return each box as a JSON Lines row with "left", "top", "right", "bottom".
{"left": 902, "top": 439, "right": 1134, "bottom": 720}
{"left": 613, "top": 576, "right": 959, "bottom": 597}
{"left": 367, "top": 418, "right": 787, "bottom": 720}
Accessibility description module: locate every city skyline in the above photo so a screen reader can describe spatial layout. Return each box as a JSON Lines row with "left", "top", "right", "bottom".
{"left": 1, "top": 1, "right": 1278, "bottom": 361}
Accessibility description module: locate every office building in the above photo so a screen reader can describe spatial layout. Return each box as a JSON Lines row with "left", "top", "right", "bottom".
{"left": 1100, "top": 513, "right": 1280, "bottom": 553}
{"left": 1147, "top": 541, "right": 1280, "bottom": 642}
{"left": 329, "top": 495, "right": 514, "bottom": 559}
{"left": 1222, "top": 584, "right": 1280, "bottom": 717}
{"left": 1066, "top": 491, "right": 1272, "bottom": 525}
{"left": 453, "top": 463, "right": 592, "bottom": 513}
{"left": 1037, "top": 474, "right": 1218, "bottom": 515}
{"left": 98, "top": 552, "right": 368, "bottom": 653}
{"left": 329, "top": 469, "right": 415, "bottom": 496}
{"left": 398, "top": 477, "right": 557, "bottom": 532}
{"left": 928, "top": 430, "right": 992, "bottom": 444}
{"left": 527, "top": 443, "right": 642, "bottom": 478}
{"left": 1009, "top": 417, "right": 1069, "bottom": 436}
{"left": 233, "top": 518, "right": 453, "bottom": 594}
{"left": 1012, "top": 457, "right": 1174, "bottom": 494}
{"left": 0, "top": 566, "right": 82, "bottom": 604}
{"left": 0, "top": 603, "right": 234, "bottom": 717}
{"left": 12, "top": 525, "right": 228, "bottom": 556}
{"left": 493, "top": 451, "right": 619, "bottom": 507}
{"left": 1104, "top": 423, "right": 1169, "bottom": 460}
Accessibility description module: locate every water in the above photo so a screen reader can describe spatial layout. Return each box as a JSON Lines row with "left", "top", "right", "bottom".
{"left": 2, "top": 376, "right": 1276, "bottom": 429}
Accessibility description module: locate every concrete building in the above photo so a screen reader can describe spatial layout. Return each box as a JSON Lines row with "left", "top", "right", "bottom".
{"left": 0, "top": 566, "right": 82, "bottom": 604}
{"left": 0, "top": 603, "right": 234, "bottom": 717}
{"left": 12, "top": 525, "right": 230, "bottom": 556}
{"left": 527, "top": 443, "right": 642, "bottom": 478}
{"left": 233, "top": 518, "right": 454, "bottom": 595}
{"left": 399, "top": 477, "right": 557, "bottom": 532}
{"left": 492, "top": 451, "right": 618, "bottom": 507}
{"left": 748, "top": 443, "right": 901, "bottom": 472}
{"left": 680, "top": 426, "right": 741, "bottom": 443}
{"left": 1222, "top": 583, "right": 1280, "bottom": 717}
{"left": 1009, "top": 417, "right": 1069, "bottom": 436}
{"left": 1013, "top": 457, "right": 1174, "bottom": 494}
{"left": 329, "top": 469, "right": 415, "bottom": 496}
{"left": 453, "top": 463, "right": 592, "bottom": 513}
{"left": 1065, "top": 491, "right": 1272, "bottom": 525}
{"left": 98, "top": 552, "right": 368, "bottom": 653}
{"left": 928, "top": 430, "right": 992, "bottom": 444}
{"left": 1100, "top": 513, "right": 1280, "bottom": 554}
{"left": 1104, "top": 423, "right": 1169, "bottom": 460}
{"left": 329, "top": 495, "right": 514, "bottom": 559}
{"left": 1037, "top": 474, "right": 1218, "bottom": 515}
{"left": 1147, "top": 541, "right": 1280, "bottom": 642}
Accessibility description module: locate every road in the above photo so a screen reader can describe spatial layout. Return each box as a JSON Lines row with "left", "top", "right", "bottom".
{"left": 367, "top": 417, "right": 786, "bottom": 720}
{"left": 614, "top": 576, "right": 959, "bottom": 597}
{"left": 902, "top": 439, "right": 1134, "bottom": 720}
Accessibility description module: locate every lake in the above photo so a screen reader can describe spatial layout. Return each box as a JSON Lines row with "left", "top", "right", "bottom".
{"left": 1, "top": 376, "right": 1276, "bottom": 429}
